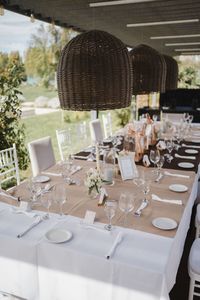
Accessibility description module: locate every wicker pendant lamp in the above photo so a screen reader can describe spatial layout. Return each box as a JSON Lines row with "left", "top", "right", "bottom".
{"left": 57, "top": 30, "right": 132, "bottom": 111}
{"left": 163, "top": 55, "right": 178, "bottom": 91}
{"left": 130, "top": 44, "right": 166, "bottom": 95}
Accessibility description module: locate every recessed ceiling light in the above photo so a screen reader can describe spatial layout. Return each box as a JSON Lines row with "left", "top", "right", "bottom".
{"left": 151, "top": 34, "right": 200, "bottom": 40}
{"left": 166, "top": 42, "right": 200, "bottom": 46}
{"left": 175, "top": 48, "right": 200, "bottom": 52}
{"left": 89, "top": 0, "right": 158, "bottom": 7}
{"left": 127, "top": 19, "right": 199, "bottom": 27}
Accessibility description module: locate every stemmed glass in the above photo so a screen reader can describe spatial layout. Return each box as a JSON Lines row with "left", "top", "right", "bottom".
{"left": 156, "top": 155, "right": 165, "bottom": 176}
{"left": 62, "top": 155, "right": 74, "bottom": 184}
{"left": 54, "top": 183, "right": 67, "bottom": 218}
{"left": 149, "top": 149, "right": 160, "bottom": 169}
{"left": 141, "top": 179, "right": 150, "bottom": 204}
{"left": 119, "top": 192, "right": 134, "bottom": 226}
{"left": 28, "top": 178, "right": 42, "bottom": 206}
{"left": 41, "top": 191, "right": 53, "bottom": 218}
{"left": 165, "top": 140, "right": 174, "bottom": 162}
{"left": 104, "top": 200, "right": 117, "bottom": 231}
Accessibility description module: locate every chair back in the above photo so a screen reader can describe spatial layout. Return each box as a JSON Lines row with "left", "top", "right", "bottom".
{"left": 56, "top": 129, "right": 72, "bottom": 161}
{"left": 28, "top": 136, "right": 56, "bottom": 177}
{"left": 89, "top": 119, "right": 104, "bottom": 144}
{"left": 0, "top": 144, "right": 20, "bottom": 188}
{"left": 102, "top": 113, "right": 112, "bottom": 138}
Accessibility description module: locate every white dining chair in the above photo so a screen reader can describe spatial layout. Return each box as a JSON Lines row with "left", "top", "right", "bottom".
{"left": 28, "top": 136, "right": 56, "bottom": 177}
{"left": 188, "top": 238, "right": 200, "bottom": 300}
{"left": 89, "top": 119, "right": 104, "bottom": 144}
{"left": 0, "top": 144, "right": 20, "bottom": 188}
{"left": 56, "top": 128, "right": 72, "bottom": 161}
{"left": 102, "top": 112, "right": 112, "bottom": 139}
{"left": 195, "top": 204, "right": 200, "bottom": 239}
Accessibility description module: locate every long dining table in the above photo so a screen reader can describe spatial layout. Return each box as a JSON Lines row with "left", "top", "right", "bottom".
{"left": 0, "top": 130, "right": 200, "bottom": 300}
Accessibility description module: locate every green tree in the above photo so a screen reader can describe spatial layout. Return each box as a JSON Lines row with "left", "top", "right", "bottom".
{"left": 178, "top": 65, "right": 200, "bottom": 88}
{"left": 24, "top": 24, "right": 76, "bottom": 88}
{"left": 0, "top": 52, "right": 29, "bottom": 170}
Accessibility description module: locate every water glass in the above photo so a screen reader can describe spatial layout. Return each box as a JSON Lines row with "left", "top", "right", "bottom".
{"left": 119, "top": 192, "right": 134, "bottom": 226}
{"left": 166, "top": 140, "right": 174, "bottom": 162}
{"left": 156, "top": 155, "right": 165, "bottom": 175}
{"left": 104, "top": 200, "right": 117, "bottom": 231}
{"left": 54, "top": 183, "right": 67, "bottom": 218}
{"left": 149, "top": 149, "right": 160, "bottom": 168}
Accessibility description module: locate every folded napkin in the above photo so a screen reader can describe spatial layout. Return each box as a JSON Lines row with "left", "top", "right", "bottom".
{"left": 164, "top": 171, "right": 190, "bottom": 179}
{"left": 70, "top": 165, "right": 82, "bottom": 175}
{"left": 152, "top": 194, "right": 182, "bottom": 205}
{"left": 105, "top": 232, "right": 123, "bottom": 259}
{"left": 0, "top": 190, "right": 18, "bottom": 201}
{"left": 182, "top": 144, "right": 200, "bottom": 149}
{"left": 42, "top": 171, "right": 62, "bottom": 177}
{"left": 175, "top": 153, "right": 196, "bottom": 160}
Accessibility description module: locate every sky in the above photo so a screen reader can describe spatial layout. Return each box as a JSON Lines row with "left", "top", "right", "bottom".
{"left": 0, "top": 10, "right": 46, "bottom": 57}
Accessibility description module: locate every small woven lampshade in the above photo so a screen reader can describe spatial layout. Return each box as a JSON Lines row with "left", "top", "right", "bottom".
{"left": 163, "top": 55, "right": 178, "bottom": 91}
{"left": 130, "top": 44, "right": 166, "bottom": 95}
{"left": 57, "top": 30, "right": 132, "bottom": 111}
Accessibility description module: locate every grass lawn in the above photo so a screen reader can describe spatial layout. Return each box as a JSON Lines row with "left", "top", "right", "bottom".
{"left": 21, "top": 84, "right": 57, "bottom": 102}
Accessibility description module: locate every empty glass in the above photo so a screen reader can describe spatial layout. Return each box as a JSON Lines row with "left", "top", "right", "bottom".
{"left": 156, "top": 155, "right": 165, "bottom": 175}
{"left": 27, "top": 178, "right": 42, "bottom": 206}
{"left": 41, "top": 191, "right": 53, "bottom": 218}
{"left": 149, "top": 149, "right": 160, "bottom": 169}
{"left": 166, "top": 140, "right": 174, "bottom": 162}
{"left": 119, "top": 192, "right": 134, "bottom": 226}
{"left": 104, "top": 200, "right": 117, "bottom": 231}
{"left": 54, "top": 183, "right": 67, "bottom": 218}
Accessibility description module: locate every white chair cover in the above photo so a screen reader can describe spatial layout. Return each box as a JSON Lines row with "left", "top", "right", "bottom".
{"left": 28, "top": 136, "right": 56, "bottom": 177}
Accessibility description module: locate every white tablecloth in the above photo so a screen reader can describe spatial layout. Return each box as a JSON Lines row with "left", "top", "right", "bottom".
{"left": 0, "top": 170, "right": 199, "bottom": 300}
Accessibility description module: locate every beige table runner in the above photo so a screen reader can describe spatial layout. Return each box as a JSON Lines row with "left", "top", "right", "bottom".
{"left": 9, "top": 160, "right": 196, "bottom": 238}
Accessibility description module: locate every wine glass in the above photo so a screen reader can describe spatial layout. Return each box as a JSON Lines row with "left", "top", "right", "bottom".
{"left": 104, "top": 200, "right": 117, "bottom": 231}
{"left": 54, "top": 183, "right": 67, "bottom": 218}
{"left": 165, "top": 140, "right": 174, "bottom": 162}
{"left": 152, "top": 114, "right": 158, "bottom": 122}
{"left": 41, "top": 191, "right": 53, "bottom": 218}
{"left": 156, "top": 155, "right": 165, "bottom": 175}
{"left": 149, "top": 149, "right": 160, "bottom": 169}
{"left": 62, "top": 155, "right": 74, "bottom": 184}
{"left": 27, "top": 178, "right": 42, "bottom": 206}
{"left": 119, "top": 192, "right": 134, "bottom": 226}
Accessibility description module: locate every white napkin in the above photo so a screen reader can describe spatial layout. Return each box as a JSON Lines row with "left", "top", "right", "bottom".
{"left": 182, "top": 144, "right": 200, "bottom": 149}
{"left": 143, "top": 155, "right": 151, "bottom": 167}
{"left": 105, "top": 232, "right": 123, "bottom": 259}
{"left": 164, "top": 171, "right": 190, "bottom": 179}
{"left": 42, "top": 171, "right": 62, "bottom": 177}
{"left": 71, "top": 165, "right": 82, "bottom": 175}
{"left": 175, "top": 153, "right": 196, "bottom": 160}
{"left": 152, "top": 194, "right": 182, "bottom": 205}
{"left": 0, "top": 190, "right": 18, "bottom": 201}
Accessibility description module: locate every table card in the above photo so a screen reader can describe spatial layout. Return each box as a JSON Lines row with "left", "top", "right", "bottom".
{"left": 118, "top": 154, "right": 138, "bottom": 180}
{"left": 83, "top": 210, "right": 96, "bottom": 224}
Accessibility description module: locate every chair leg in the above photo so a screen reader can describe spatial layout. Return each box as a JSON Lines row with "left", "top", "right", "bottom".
{"left": 188, "top": 278, "right": 195, "bottom": 300}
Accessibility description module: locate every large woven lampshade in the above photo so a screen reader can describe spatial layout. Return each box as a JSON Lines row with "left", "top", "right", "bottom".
{"left": 130, "top": 44, "right": 166, "bottom": 95}
{"left": 163, "top": 55, "right": 178, "bottom": 91}
{"left": 57, "top": 30, "right": 132, "bottom": 111}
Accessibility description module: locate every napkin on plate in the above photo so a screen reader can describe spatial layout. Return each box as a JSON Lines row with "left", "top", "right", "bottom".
{"left": 175, "top": 153, "right": 196, "bottom": 160}
{"left": 152, "top": 194, "right": 182, "bottom": 205}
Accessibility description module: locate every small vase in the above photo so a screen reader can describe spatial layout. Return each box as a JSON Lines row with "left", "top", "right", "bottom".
{"left": 88, "top": 188, "right": 100, "bottom": 199}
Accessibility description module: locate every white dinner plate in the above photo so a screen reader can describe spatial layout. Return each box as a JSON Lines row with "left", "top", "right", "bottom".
{"left": 45, "top": 228, "right": 73, "bottom": 243}
{"left": 178, "top": 162, "right": 194, "bottom": 169}
{"left": 33, "top": 175, "right": 50, "bottom": 183}
{"left": 152, "top": 217, "right": 177, "bottom": 230}
{"left": 169, "top": 184, "right": 188, "bottom": 193}
{"left": 185, "top": 149, "right": 198, "bottom": 154}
